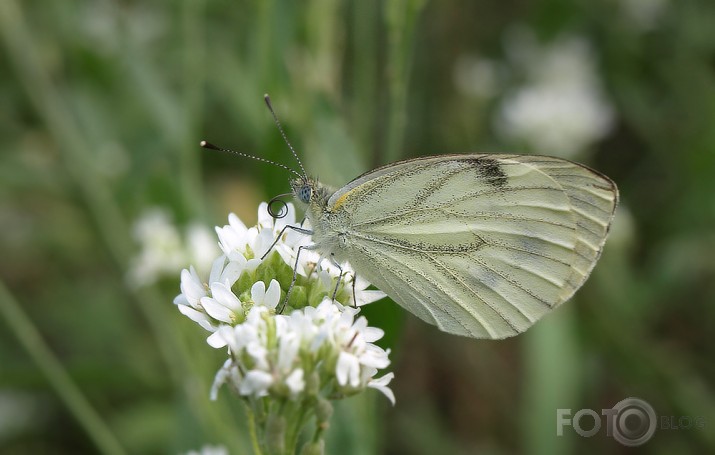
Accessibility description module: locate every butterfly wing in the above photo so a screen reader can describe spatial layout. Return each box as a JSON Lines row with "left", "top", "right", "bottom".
{"left": 327, "top": 154, "right": 618, "bottom": 339}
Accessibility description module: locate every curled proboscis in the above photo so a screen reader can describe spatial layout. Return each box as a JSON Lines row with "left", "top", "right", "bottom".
{"left": 267, "top": 194, "right": 290, "bottom": 219}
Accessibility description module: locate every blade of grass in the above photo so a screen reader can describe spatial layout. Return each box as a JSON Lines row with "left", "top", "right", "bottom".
{"left": 383, "top": 0, "right": 426, "bottom": 163}
{"left": 352, "top": 0, "right": 379, "bottom": 166}
{"left": 180, "top": 0, "right": 207, "bottom": 218}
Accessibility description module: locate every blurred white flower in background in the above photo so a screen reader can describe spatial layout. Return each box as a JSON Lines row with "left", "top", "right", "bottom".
{"left": 127, "top": 209, "right": 219, "bottom": 288}
{"left": 181, "top": 444, "right": 228, "bottom": 455}
{"left": 619, "top": 0, "right": 669, "bottom": 31}
{"left": 495, "top": 32, "right": 615, "bottom": 157}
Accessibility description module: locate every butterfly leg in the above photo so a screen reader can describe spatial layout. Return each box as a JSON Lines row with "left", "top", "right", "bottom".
{"left": 280, "top": 243, "right": 320, "bottom": 313}
{"left": 329, "top": 253, "right": 344, "bottom": 302}
{"left": 279, "top": 245, "right": 306, "bottom": 313}
{"left": 260, "top": 224, "right": 313, "bottom": 260}
{"left": 351, "top": 273, "right": 357, "bottom": 308}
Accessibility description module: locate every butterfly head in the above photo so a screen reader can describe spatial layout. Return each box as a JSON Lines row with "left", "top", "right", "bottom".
{"left": 290, "top": 177, "right": 332, "bottom": 212}
{"left": 291, "top": 178, "right": 313, "bottom": 204}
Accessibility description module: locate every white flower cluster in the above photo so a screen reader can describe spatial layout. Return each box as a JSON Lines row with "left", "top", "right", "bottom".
{"left": 211, "top": 300, "right": 394, "bottom": 404}
{"left": 128, "top": 208, "right": 219, "bottom": 288}
{"left": 496, "top": 32, "right": 615, "bottom": 157}
{"left": 173, "top": 203, "right": 393, "bottom": 405}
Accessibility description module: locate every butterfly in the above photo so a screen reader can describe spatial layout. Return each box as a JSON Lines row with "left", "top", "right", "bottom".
{"left": 203, "top": 95, "right": 618, "bottom": 339}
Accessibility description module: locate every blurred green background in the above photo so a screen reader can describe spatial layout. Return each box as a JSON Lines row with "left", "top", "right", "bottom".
{"left": 1, "top": 0, "right": 714, "bottom": 453}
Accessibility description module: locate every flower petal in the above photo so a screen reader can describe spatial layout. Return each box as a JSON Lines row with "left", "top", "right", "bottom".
{"left": 220, "top": 259, "right": 245, "bottom": 285}
{"left": 207, "top": 330, "right": 228, "bottom": 348}
{"left": 336, "top": 352, "right": 360, "bottom": 387}
{"left": 354, "top": 290, "right": 387, "bottom": 306}
{"left": 208, "top": 256, "right": 226, "bottom": 285}
{"left": 178, "top": 304, "right": 216, "bottom": 332}
{"left": 264, "top": 279, "right": 281, "bottom": 309}
{"left": 251, "top": 281, "right": 266, "bottom": 305}
{"left": 210, "top": 282, "right": 242, "bottom": 311}
{"left": 201, "top": 297, "right": 235, "bottom": 323}
{"left": 368, "top": 373, "right": 396, "bottom": 405}
{"left": 228, "top": 212, "right": 248, "bottom": 234}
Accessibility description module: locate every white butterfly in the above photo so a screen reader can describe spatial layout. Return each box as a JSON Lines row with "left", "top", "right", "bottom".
{"left": 203, "top": 96, "right": 619, "bottom": 339}
{"left": 291, "top": 154, "right": 618, "bottom": 339}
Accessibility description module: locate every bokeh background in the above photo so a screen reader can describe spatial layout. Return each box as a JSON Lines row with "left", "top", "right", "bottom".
{"left": 2, "top": 0, "right": 714, "bottom": 453}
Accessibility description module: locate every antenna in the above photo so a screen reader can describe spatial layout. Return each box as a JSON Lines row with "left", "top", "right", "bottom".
{"left": 200, "top": 141, "right": 303, "bottom": 179}
{"left": 263, "top": 94, "right": 308, "bottom": 180}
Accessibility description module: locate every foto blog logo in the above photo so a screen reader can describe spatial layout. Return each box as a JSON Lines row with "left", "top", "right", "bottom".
{"left": 556, "top": 397, "right": 706, "bottom": 446}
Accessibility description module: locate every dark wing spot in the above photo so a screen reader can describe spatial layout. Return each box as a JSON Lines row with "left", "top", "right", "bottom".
{"left": 469, "top": 158, "right": 508, "bottom": 188}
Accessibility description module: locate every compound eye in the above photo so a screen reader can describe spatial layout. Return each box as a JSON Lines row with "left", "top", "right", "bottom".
{"left": 299, "top": 185, "right": 311, "bottom": 203}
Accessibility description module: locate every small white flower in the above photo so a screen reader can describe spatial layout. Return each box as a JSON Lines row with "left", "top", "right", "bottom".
{"left": 174, "top": 267, "right": 215, "bottom": 332}
{"left": 175, "top": 267, "right": 206, "bottom": 309}
{"left": 284, "top": 369, "right": 305, "bottom": 395}
{"left": 216, "top": 213, "right": 253, "bottom": 257}
{"left": 250, "top": 280, "right": 281, "bottom": 309}
{"left": 239, "top": 370, "right": 274, "bottom": 397}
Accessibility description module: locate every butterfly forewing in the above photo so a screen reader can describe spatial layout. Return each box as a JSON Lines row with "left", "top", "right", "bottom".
{"left": 325, "top": 155, "right": 618, "bottom": 339}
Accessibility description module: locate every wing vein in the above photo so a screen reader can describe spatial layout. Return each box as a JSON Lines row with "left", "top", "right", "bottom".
{"left": 427, "top": 255, "right": 522, "bottom": 332}
{"left": 471, "top": 257, "right": 553, "bottom": 309}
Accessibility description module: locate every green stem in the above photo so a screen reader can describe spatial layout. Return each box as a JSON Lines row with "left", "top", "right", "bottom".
{"left": 180, "top": 0, "right": 206, "bottom": 218}
{"left": 0, "top": 281, "right": 126, "bottom": 455}
{"left": 245, "top": 402, "right": 264, "bottom": 455}
{"left": 383, "top": 0, "right": 426, "bottom": 163}
{"left": 521, "top": 305, "right": 580, "bottom": 455}
{"left": 288, "top": 402, "right": 314, "bottom": 454}
{"left": 311, "top": 414, "right": 325, "bottom": 444}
